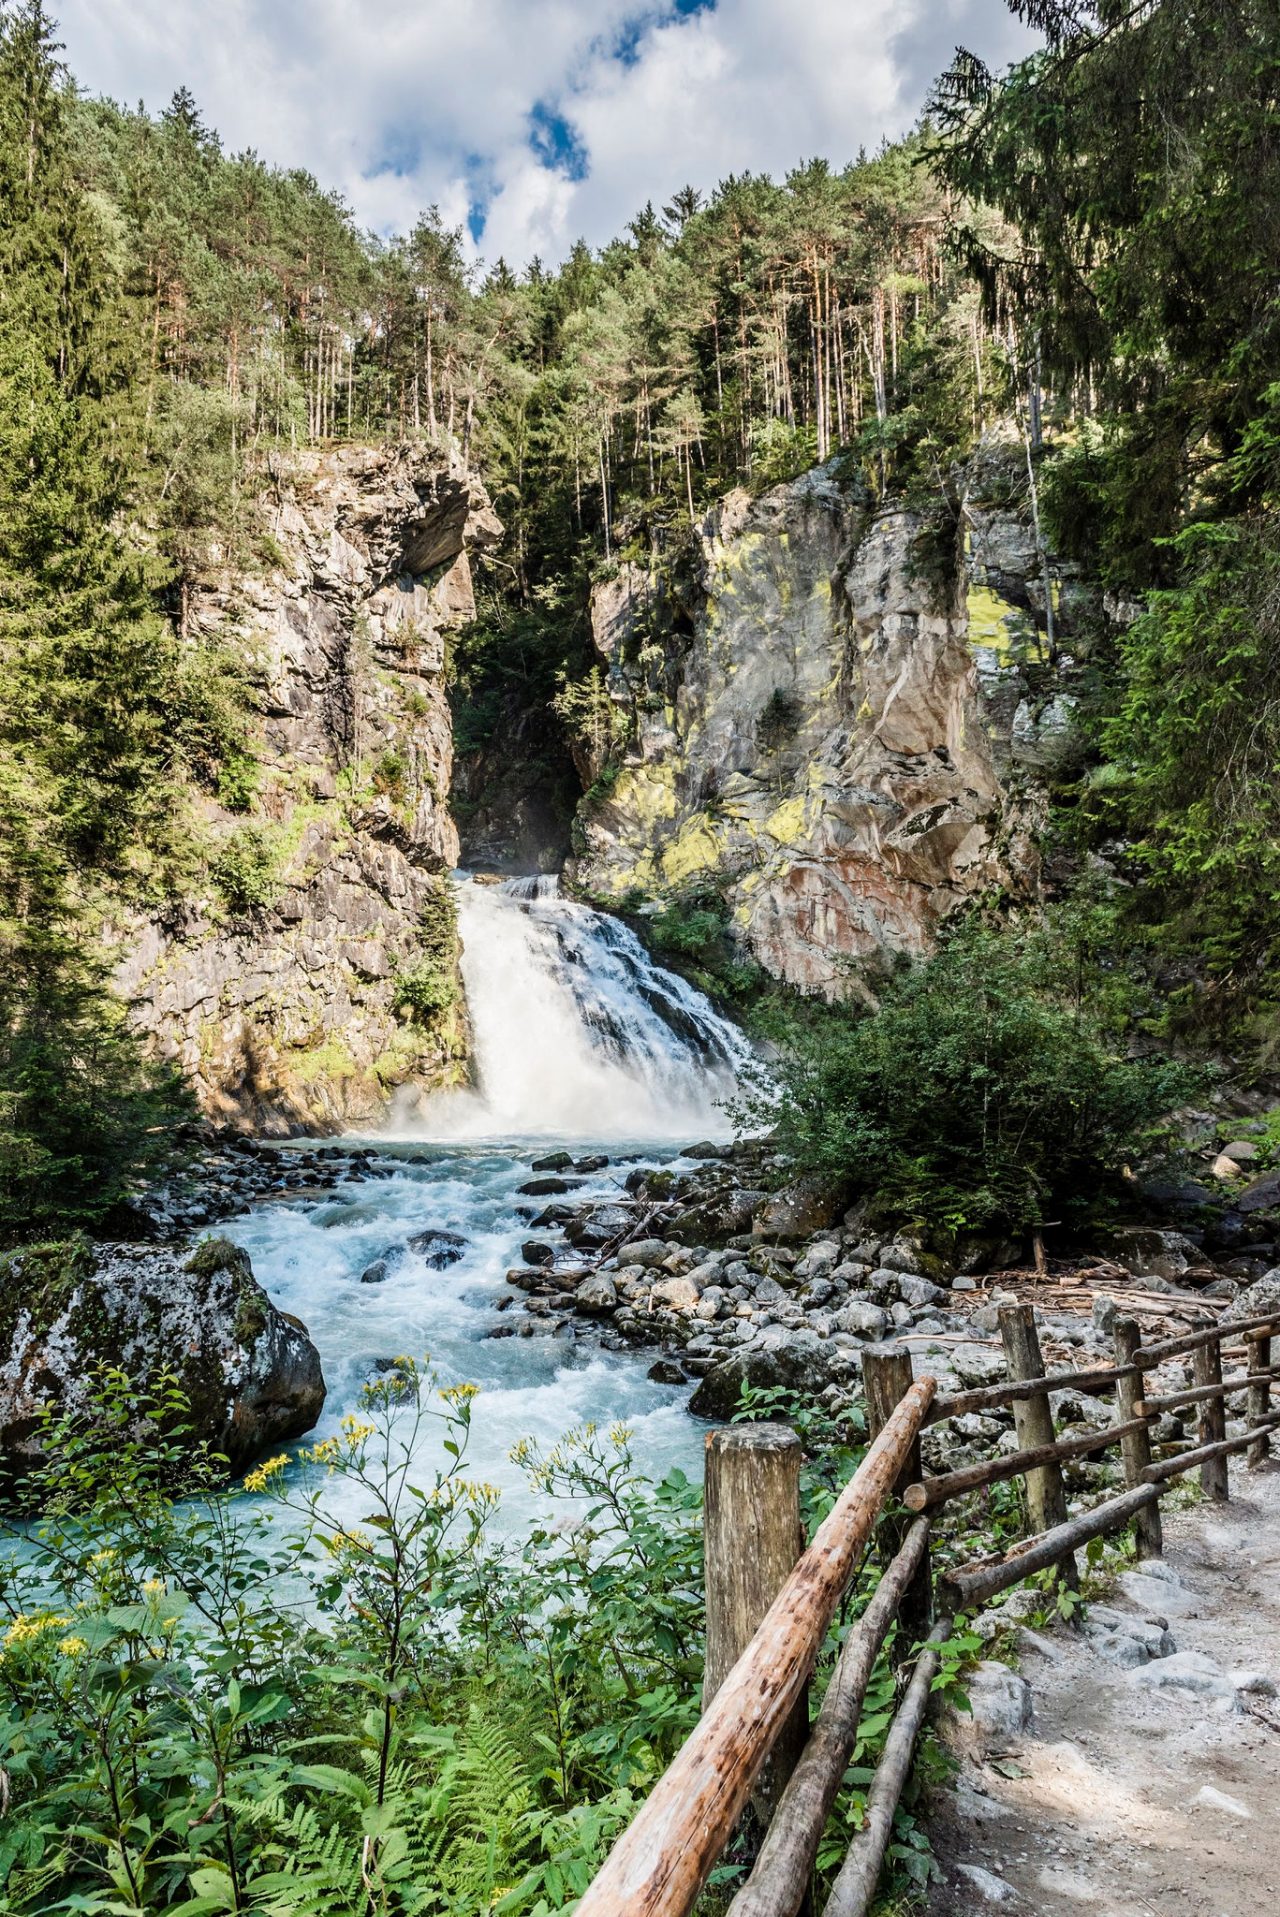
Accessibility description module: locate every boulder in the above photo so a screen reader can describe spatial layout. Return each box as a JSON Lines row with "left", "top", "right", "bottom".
{"left": 531, "top": 1151, "right": 574, "bottom": 1172}
{"left": 0, "top": 1237, "right": 325, "bottom": 1481}
{"left": 834, "top": 1300, "right": 890, "bottom": 1339}
{"left": 574, "top": 1273, "right": 618, "bottom": 1315}
{"left": 359, "top": 1258, "right": 390, "bottom": 1285}
{"left": 649, "top": 1275, "right": 700, "bottom": 1314}
{"left": 519, "top": 1176, "right": 576, "bottom": 1196}
{"left": 520, "top": 1240, "right": 556, "bottom": 1268}
{"left": 752, "top": 1179, "right": 848, "bottom": 1242}
{"left": 1235, "top": 1171, "right": 1280, "bottom": 1215}
{"left": 406, "top": 1228, "right": 469, "bottom": 1269}
{"left": 687, "top": 1328, "right": 855, "bottom": 1419}
{"left": 566, "top": 1205, "right": 635, "bottom": 1250}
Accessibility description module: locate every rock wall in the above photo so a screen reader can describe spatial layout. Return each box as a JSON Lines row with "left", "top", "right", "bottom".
{"left": 113, "top": 443, "right": 501, "bottom": 1131}
{"left": 567, "top": 457, "right": 1039, "bottom": 994}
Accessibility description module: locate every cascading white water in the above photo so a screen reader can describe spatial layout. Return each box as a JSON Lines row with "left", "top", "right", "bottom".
{"left": 223, "top": 872, "right": 745, "bottom": 1511}
{"left": 414, "top": 875, "right": 751, "bottom": 1142}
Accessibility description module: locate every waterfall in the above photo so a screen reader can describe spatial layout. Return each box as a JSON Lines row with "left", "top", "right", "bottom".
{"left": 412, "top": 876, "right": 751, "bottom": 1142}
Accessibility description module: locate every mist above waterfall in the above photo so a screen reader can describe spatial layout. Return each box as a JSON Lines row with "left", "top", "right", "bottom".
{"left": 410, "top": 876, "right": 750, "bottom": 1142}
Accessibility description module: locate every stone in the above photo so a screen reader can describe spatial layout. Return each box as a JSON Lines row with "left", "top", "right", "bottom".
{"left": 687, "top": 1331, "right": 854, "bottom": 1420}
{"left": 574, "top": 1154, "right": 609, "bottom": 1174}
{"left": 647, "top": 1360, "right": 686, "bottom": 1385}
{"left": 1128, "top": 1650, "right": 1237, "bottom": 1701}
{"left": 0, "top": 1237, "right": 325, "bottom": 1477}
{"left": 406, "top": 1228, "right": 468, "bottom": 1269}
{"left": 951, "top": 1662, "right": 1032, "bottom": 1741}
{"left": 649, "top": 1276, "right": 700, "bottom": 1314}
{"left": 519, "top": 1177, "right": 574, "bottom": 1197}
{"left": 954, "top": 1863, "right": 1019, "bottom": 1904}
{"left": 951, "top": 1343, "right": 1008, "bottom": 1388}
{"left": 1193, "top": 1785, "right": 1251, "bottom": 1818}
{"left": 1091, "top": 1293, "right": 1119, "bottom": 1333}
{"left": 1212, "top": 1153, "right": 1246, "bottom": 1180}
{"left": 833, "top": 1301, "right": 890, "bottom": 1339}
{"left": 520, "top": 1240, "right": 556, "bottom": 1268}
{"left": 574, "top": 1274, "right": 618, "bottom": 1315}
{"left": 358, "top": 1258, "right": 390, "bottom": 1286}
{"left": 1236, "top": 1171, "right": 1280, "bottom": 1214}
{"left": 621, "top": 1239, "right": 672, "bottom": 1269}
{"left": 531, "top": 1151, "right": 574, "bottom": 1172}
{"left": 565, "top": 1205, "right": 635, "bottom": 1249}
{"left": 1107, "top": 1227, "right": 1201, "bottom": 1281}
{"left": 1220, "top": 1139, "right": 1258, "bottom": 1163}
{"left": 1117, "top": 1567, "right": 1196, "bottom": 1617}
{"left": 897, "top": 1275, "right": 944, "bottom": 1308}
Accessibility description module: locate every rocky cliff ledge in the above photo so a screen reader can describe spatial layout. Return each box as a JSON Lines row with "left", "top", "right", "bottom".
{"left": 113, "top": 444, "right": 501, "bottom": 1131}
{"left": 566, "top": 459, "right": 1042, "bottom": 994}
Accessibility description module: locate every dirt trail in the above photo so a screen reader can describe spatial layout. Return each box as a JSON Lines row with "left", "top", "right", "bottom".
{"left": 927, "top": 1462, "right": 1280, "bottom": 1917}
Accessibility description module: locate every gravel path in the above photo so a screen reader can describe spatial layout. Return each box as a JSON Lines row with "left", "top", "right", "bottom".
{"left": 927, "top": 1460, "right": 1280, "bottom": 1916}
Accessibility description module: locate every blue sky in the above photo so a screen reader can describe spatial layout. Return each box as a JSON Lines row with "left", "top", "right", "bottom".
{"left": 55, "top": 1, "right": 1035, "bottom": 265}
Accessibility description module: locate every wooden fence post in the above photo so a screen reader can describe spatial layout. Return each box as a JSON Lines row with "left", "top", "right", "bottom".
{"left": 1246, "top": 1331, "right": 1272, "bottom": 1467}
{"left": 1113, "top": 1316, "right": 1163, "bottom": 1559}
{"left": 998, "top": 1302, "right": 1077, "bottom": 1588}
{"left": 862, "top": 1344, "right": 931, "bottom": 1649}
{"left": 1192, "top": 1331, "right": 1230, "bottom": 1500}
{"left": 704, "top": 1424, "right": 806, "bottom": 1825}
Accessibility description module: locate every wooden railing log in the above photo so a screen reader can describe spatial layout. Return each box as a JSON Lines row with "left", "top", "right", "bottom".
{"left": 572, "top": 1377, "right": 937, "bottom": 1917}
{"left": 1193, "top": 1336, "right": 1230, "bottom": 1500}
{"left": 862, "top": 1345, "right": 930, "bottom": 1652}
{"left": 726, "top": 1518, "right": 933, "bottom": 1917}
{"left": 1141, "top": 1410, "right": 1280, "bottom": 1486}
{"left": 938, "top": 1485, "right": 1162, "bottom": 1613}
{"left": 821, "top": 1622, "right": 953, "bottom": 1917}
{"left": 928, "top": 1361, "right": 1133, "bottom": 1424}
{"left": 902, "top": 1417, "right": 1146, "bottom": 1512}
{"left": 1114, "top": 1317, "right": 1162, "bottom": 1559}
{"left": 1247, "top": 1332, "right": 1273, "bottom": 1466}
{"left": 1134, "top": 1369, "right": 1277, "bottom": 1419}
{"left": 703, "top": 1425, "right": 806, "bottom": 1825}
{"left": 1135, "top": 1311, "right": 1280, "bottom": 1368}
{"left": 998, "top": 1302, "right": 1075, "bottom": 1588}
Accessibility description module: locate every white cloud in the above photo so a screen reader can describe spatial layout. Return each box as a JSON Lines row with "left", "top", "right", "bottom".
{"left": 54, "top": 0, "right": 1035, "bottom": 263}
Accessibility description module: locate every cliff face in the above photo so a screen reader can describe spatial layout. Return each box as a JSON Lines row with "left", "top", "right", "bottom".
{"left": 567, "top": 456, "right": 1043, "bottom": 994}
{"left": 114, "top": 443, "right": 501, "bottom": 1131}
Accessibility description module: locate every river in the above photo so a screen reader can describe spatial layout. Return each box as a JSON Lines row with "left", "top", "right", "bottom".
{"left": 221, "top": 876, "right": 752, "bottom": 1516}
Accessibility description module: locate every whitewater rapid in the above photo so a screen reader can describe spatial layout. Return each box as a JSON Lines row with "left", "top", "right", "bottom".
{"left": 411, "top": 876, "right": 750, "bottom": 1142}
{"left": 223, "top": 876, "right": 751, "bottom": 1513}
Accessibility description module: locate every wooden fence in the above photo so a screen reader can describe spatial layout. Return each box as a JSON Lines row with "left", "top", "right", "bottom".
{"left": 574, "top": 1300, "right": 1280, "bottom": 1917}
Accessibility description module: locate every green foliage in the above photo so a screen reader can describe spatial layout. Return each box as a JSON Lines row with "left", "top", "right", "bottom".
{"left": 210, "top": 825, "right": 281, "bottom": 915}
{"left": 392, "top": 880, "right": 459, "bottom": 1027}
{"left": 737, "top": 912, "right": 1197, "bottom": 1236}
{"left": 1096, "top": 518, "right": 1280, "bottom": 977}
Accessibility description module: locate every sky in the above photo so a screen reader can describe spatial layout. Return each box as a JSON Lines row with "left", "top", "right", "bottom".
{"left": 54, "top": 0, "right": 1036, "bottom": 266}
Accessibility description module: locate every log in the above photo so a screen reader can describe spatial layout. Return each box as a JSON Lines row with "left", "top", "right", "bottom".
{"left": 1135, "top": 1310, "right": 1280, "bottom": 1368}
{"left": 903, "top": 1417, "right": 1146, "bottom": 1512}
{"left": 1247, "top": 1332, "right": 1273, "bottom": 1467}
{"left": 928, "top": 1360, "right": 1133, "bottom": 1424}
{"left": 938, "top": 1485, "right": 1162, "bottom": 1613}
{"left": 1134, "top": 1370, "right": 1277, "bottom": 1418}
{"left": 1193, "top": 1337, "right": 1229, "bottom": 1501}
{"left": 572, "top": 1377, "right": 937, "bottom": 1917}
{"left": 727, "top": 1519, "right": 932, "bottom": 1917}
{"left": 1114, "top": 1317, "right": 1162, "bottom": 1560}
{"left": 822, "top": 1622, "right": 953, "bottom": 1917}
{"left": 704, "top": 1425, "right": 806, "bottom": 1824}
{"left": 1141, "top": 1410, "right": 1280, "bottom": 1486}
{"left": 999, "top": 1304, "right": 1072, "bottom": 1581}
{"left": 862, "top": 1345, "right": 930, "bottom": 1651}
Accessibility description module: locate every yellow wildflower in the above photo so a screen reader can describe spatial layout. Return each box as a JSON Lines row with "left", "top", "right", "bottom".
{"left": 339, "top": 1415, "right": 376, "bottom": 1445}
{"left": 243, "top": 1453, "right": 290, "bottom": 1492}
{"left": 439, "top": 1382, "right": 479, "bottom": 1407}
{"left": 57, "top": 1636, "right": 88, "bottom": 1658}
{"left": 142, "top": 1578, "right": 166, "bottom": 1601}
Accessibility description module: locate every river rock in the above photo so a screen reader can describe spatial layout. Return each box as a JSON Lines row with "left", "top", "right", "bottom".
{"left": 531, "top": 1151, "right": 574, "bottom": 1172}
{"left": 574, "top": 1274, "right": 617, "bottom": 1315}
{"left": 566, "top": 1205, "right": 634, "bottom": 1249}
{"left": 622, "top": 1239, "right": 672, "bottom": 1269}
{"left": 649, "top": 1275, "right": 699, "bottom": 1314}
{"left": 521, "top": 1240, "right": 556, "bottom": 1267}
{"left": 834, "top": 1300, "right": 890, "bottom": 1339}
{"left": 687, "top": 1327, "right": 855, "bottom": 1419}
{"left": 359, "top": 1258, "right": 390, "bottom": 1285}
{"left": 406, "top": 1228, "right": 469, "bottom": 1269}
{"left": 519, "top": 1177, "right": 575, "bottom": 1197}
{"left": 0, "top": 1237, "right": 325, "bottom": 1481}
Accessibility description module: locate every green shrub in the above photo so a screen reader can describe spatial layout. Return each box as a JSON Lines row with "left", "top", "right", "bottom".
{"left": 210, "top": 825, "right": 281, "bottom": 913}
{"left": 737, "top": 913, "right": 1197, "bottom": 1237}
{"left": 392, "top": 962, "right": 457, "bottom": 1022}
